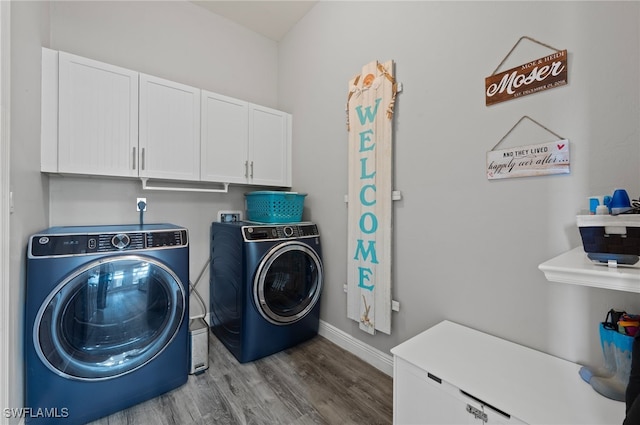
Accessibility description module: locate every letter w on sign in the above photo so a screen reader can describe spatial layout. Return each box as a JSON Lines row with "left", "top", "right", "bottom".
{"left": 346, "top": 60, "right": 396, "bottom": 335}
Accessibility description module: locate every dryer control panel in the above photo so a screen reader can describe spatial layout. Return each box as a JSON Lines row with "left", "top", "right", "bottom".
{"left": 243, "top": 223, "right": 319, "bottom": 241}
{"left": 29, "top": 228, "right": 188, "bottom": 258}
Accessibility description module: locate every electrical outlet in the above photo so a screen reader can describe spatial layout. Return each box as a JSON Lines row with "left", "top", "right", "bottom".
{"left": 217, "top": 210, "right": 242, "bottom": 222}
{"left": 136, "top": 197, "right": 147, "bottom": 212}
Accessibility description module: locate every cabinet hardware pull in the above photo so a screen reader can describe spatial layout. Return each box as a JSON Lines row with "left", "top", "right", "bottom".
{"left": 460, "top": 390, "right": 510, "bottom": 419}
{"left": 141, "top": 148, "right": 145, "bottom": 170}
{"left": 466, "top": 405, "right": 488, "bottom": 423}
{"left": 132, "top": 147, "right": 136, "bottom": 170}
{"left": 244, "top": 161, "right": 248, "bottom": 178}
{"left": 427, "top": 373, "right": 441, "bottom": 384}
{"left": 250, "top": 161, "right": 254, "bottom": 178}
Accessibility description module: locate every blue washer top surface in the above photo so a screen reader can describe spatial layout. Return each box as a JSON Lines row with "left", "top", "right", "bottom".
{"left": 35, "top": 223, "right": 184, "bottom": 235}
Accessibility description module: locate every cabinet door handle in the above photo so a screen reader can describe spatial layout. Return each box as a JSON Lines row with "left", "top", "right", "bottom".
{"left": 461, "top": 390, "right": 510, "bottom": 420}
{"left": 141, "top": 148, "right": 145, "bottom": 170}
{"left": 132, "top": 147, "right": 137, "bottom": 170}
{"left": 244, "top": 161, "right": 248, "bottom": 178}
{"left": 250, "top": 161, "right": 254, "bottom": 179}
{"left": 466, "top": 405, "right": 487, "bottom": 423}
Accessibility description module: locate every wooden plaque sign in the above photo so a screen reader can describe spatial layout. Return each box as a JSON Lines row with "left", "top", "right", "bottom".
{"left": 346, "top": 60, "right": 396, "bottom": 335}
{"left": 485, "top": 49, "right": 568, "bottom": 106}
{"left": 487, "top": 140, "right": 570, "bottom": 180}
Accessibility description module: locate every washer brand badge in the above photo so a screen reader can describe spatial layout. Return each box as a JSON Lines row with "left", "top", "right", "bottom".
{"left": 38, "top": 236, "right": 49, "bottom": 245}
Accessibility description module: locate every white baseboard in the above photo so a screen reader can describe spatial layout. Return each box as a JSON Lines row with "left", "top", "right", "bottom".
{"left": 318, "top": 320, "right": 393, "bottom": 377}
{"left": 203, "top": 313, "right": 394, "bottom": 376}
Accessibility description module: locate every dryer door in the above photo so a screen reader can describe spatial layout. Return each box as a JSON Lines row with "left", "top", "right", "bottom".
{"left": 254, "top": 241, "right": 323, "bottom": 325}
{"left": 34, "top": 255, "right": 185, "bottom": 380}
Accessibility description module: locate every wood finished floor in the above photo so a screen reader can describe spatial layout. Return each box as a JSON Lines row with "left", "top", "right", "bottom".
{"left": 89, "top": 333, "right": 393, "bottom": 425}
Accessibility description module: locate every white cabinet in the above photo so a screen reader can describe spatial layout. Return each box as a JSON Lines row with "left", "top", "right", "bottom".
{"left": 201, "top": 93, "right": 292, "bottom": 187}
{"left": 43, "top": 49, "right": 139, "bottom": 177}
{"left": 248, "top": 104, "right": 292, "bottom": 187}
{"left": 42, "top": 48, "right": 292, "bottom": 189}
{"left": 139, "top": 74, "right": 200, "bottom": 181}
{"left": 200, "top": 91, "right": 249, "bottom": 184}
{"left": 395, "top": 358, "right": 474, "bottom": 424}
{"left": 394, "top": 358, "right": 519, "bottom": 425}
{"left": 391, "top": 321, "right": 624, "bottom": 425}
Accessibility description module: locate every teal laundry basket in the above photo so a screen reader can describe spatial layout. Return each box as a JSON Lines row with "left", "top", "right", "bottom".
{"left": 245, "top": 191, "right": 306, "bottom": 223}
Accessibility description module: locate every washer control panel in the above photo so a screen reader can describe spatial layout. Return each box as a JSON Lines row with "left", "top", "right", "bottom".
{"left": 29, "top": 228, "right": 188, "bottom": 257}
{"left": 243, "top": 223, "right": 319, "bottom": 241}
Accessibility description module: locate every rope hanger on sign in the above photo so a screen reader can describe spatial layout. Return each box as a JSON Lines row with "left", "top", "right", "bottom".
{"left": 491, "top": 115, "right": 564, "bottom": 152}
{"left": 491, "top": 36, "right": 563, "bottom": 76}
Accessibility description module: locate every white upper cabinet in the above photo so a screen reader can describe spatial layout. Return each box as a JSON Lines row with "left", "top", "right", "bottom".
{"left": 248, "top": 104, "right": 292, "bottom": 187}
{"left": 201, "top": 94, "right": 292, "bottom": 187}
{"left": 200, "top": 91, "right": 249, "bottom": 184}
{"left": 139, "top": 74, "right": 201, "bottom": 181}
{"left": 55, "top": 51, "right": 139, "bottom": 177}
{"left": 42, "top": 48, "right": 292, "bottom": 189}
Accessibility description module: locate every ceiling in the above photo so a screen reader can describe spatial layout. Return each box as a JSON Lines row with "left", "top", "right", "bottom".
{"left": 190, "top": 1, "right": 318, "bottom": 41}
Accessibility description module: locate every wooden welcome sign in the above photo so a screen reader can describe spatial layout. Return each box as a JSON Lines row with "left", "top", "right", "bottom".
{"left": 346, "top": 60, "right": 397, "bottom": 335}
{"left": 486, "top": 37, "right": 568, "bottom": 106}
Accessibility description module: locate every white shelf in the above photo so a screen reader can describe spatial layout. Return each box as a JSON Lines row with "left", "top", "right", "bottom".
{"left": 539, "top": 247, "right": 640, "bottom": 293}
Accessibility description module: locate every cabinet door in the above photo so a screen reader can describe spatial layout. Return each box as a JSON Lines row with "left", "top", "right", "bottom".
{"left": 394, "top": 358, "right": 474, "bottom": 424}
{"left": 200, "top": 91, "right": 249, "bottom": 183}
{"left": 139, "top": 74, "right": 200, "bottom": 181}
{"left": 394, "top": 358, "right": 525, "bottom": 425}
{"left": 58, "top": 52, "right": 139, "bottom": 177}
{"left": 248, "top": 104, "right": 292, "bottom": 187}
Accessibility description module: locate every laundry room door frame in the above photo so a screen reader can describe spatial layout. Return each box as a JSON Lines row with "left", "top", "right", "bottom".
{"left": 0, "top": 0, "right": 11, "bottom": 414}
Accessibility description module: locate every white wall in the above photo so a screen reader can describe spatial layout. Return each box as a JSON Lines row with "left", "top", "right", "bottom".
{"left": 9, "top": 2, "right": 50, "bottom": 421}
{"left": 279, "top": 1, "right": 640, "bottom": 366}
{"left": 49, "top": 1, "right": 279, "bottom": 106}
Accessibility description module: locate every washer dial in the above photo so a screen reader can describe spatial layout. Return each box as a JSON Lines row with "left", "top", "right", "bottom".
{"left": 111, "top": 233, "right": 130, "bottom": 249}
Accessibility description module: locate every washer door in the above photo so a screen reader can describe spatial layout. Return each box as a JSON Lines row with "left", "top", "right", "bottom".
{"left": 254, "top": 241, "right": 323, "bottom": 325}
{"left": 35, "top": 255, "right": 185, "bottom": 381}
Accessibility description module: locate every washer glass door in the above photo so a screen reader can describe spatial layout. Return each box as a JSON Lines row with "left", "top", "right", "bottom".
{"left": 254, "top": 241, "right": 323, "bottom": 325}
{"left": 35, "top": 255, "right": 185, "bottom": 380}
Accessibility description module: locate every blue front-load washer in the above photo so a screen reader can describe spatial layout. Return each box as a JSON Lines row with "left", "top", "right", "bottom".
{"left": 25, "top": 224, "right": 189, "bottom": 425}
{"left": 210, "top": 221, "right": 323, "bottom": 363}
